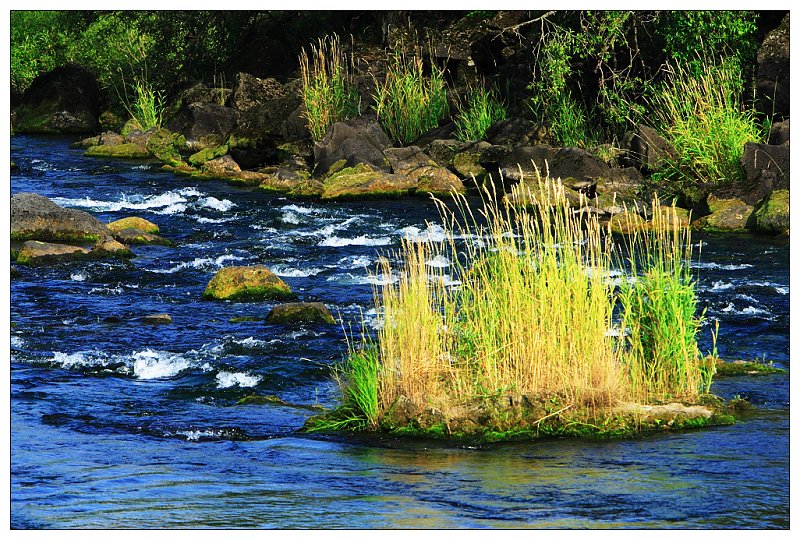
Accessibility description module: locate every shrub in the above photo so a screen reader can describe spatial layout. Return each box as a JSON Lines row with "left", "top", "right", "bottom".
{"left": 453, "top": 84, "right": 507, "bottom": 141}
{"left": 646, "top": 58, "right": 764, "bottom": 184}
{"left": 372, "top": 54, "right": 449, "bottom": 144}
{"left": 299, "top": 34, "right": 360, "bottom": 141}
{"left": 124, "top": 79, "right": 164, "bottom": 131}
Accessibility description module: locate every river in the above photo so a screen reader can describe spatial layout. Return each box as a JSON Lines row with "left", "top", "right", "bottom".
{"left": 9, "top": 135, "right": 790, "bottom": 528}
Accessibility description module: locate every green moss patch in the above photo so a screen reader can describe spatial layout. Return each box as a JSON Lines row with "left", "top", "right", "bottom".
{"left": 202, "top": 265, "right": 293, "bottom": 302}
{"left": 714, "top": 358, "right": 786, "bottom": 376}
{"left": 85, "top": 143, "right": 150, "bottom": 159}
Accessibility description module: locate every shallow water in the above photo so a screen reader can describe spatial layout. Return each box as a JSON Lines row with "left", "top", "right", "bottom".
{"left": 10, "top": 135, "right": 790, "bottom": 528}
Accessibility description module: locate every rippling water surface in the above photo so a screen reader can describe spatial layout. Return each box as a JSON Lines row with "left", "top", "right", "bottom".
{"left": 10, "top": 136, "right": 790, "bottom": 528}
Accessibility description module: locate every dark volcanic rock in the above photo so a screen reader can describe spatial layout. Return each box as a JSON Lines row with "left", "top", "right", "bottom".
{"left": 756, "top": 13, "right": 790, "bottom": 118}
{"left": 739, "top": 142, "right": 790, "bottom": 205}
{"left": 622, "top": 124, "right": 678, "bottom": 172}
{"left": 166, "top": 103, "right": 238, "bottom": 150}
{"left": 313, "top": 119, "right": 392, "bottom": 177}
{"left": 12, "top": 64, "right": 100, "bottom": 134}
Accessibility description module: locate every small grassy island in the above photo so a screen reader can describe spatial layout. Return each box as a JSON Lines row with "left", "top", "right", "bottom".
{"left": 306, "top": 178, "right": 740, "bottom": 443}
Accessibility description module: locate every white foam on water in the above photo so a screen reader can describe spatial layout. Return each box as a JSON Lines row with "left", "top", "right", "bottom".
{"left": 10, "top": 336, "right": 25, "bottom": 348}
{"left": 319, "top": 235, "right": 392, "bottom": 247}
{"left": 399, "top": 224, "right": 449, "bottom": 243}
{"left": 694, "top": 262, "right": 754, "bottom": 271}
{"left": 51, "top": 351, "right": 107, "bottom": 369}
{"left": 149, "top": 253, "right": 245, "bottom": 274}
{"left": 425, "top": 255, "right": 451, "bottom": 268}
{"left": 742, "top": 281, "right": 790, "bottom": 295}
{"left": 720, "top": 303, "right": 770, "bottom": 317}
{"left": 199, "top": 196, "right": 236, "bottom": 212}
{"left": 280, "top": 204, "right": 318, "bottom": 215}
{"left": 710, "top": 280, "right": 734, "bottom": 292}
{"left": 271, "top": 264, "right": 323, "bottom": 278}
{"left": 177, "top": 429, "right": 218, "bottom": 441}
{"left": 88, "top": 286, "right": 124, "bottom": 295}
{"left": 195, "top": 216, "right": 235, "bottom": 224}
{"left": 280, "top": 211, "right": 302, "bottom": 225}
{"left": 215, "top": 370, "right": 262, "bottom": 389}
{"left": 337, "top": 255, "right": 372, "bottom": 269}
{"left": 70, "top": 271, "right": 88, "bottom": 282}
{"left": 131, "top": 349, "right": 192, "bottom": 380}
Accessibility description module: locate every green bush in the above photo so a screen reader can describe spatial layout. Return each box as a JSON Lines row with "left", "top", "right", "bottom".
{"left": 453, "top": 84, "right": 507, "bottom": 141}
{"left": 372, "top": 54, "right": 449, "bottom": 144}
{"left": 299, "top": 34, "right": 360, "bottom": 141}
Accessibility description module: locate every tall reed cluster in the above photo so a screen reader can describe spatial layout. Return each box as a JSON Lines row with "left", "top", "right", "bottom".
{"left": 453, "top": 83, "right": 507, "bottom": 141}
{"left": 372, "top": 53, "right": 449, "bottom": 144}
{"left": 299, "top": 34, "right": 360, "bottom": 141}
{"left": 646, "top": 58, "right": 763, "bottom": 184}
{"left": 328, "top": 174, "right": 713, "bottom": 431}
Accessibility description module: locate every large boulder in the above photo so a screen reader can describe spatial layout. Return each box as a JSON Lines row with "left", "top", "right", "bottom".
{"left": 739, "top": 142, "right": 790, "bottom": 204}
{"left": 12, "top": 64, "right": 100, "bottom": 134}
{"left": 692, "top": 195, "right": 753, "bottom": 232}
{"left": 227, "top": 75, "right": 304, "bottom": 168}
{"left": 756, "top": 13, "right": 789, "bottom": 118}
{"left": 384, "top": 146, "right": 465, "bottom": 195}
{"left": 166, "top": 103, "right": 238, "bottom": 150}
{"left": 321, "top": 163, "right": 415, "bottom": 200}
{"left": 498, "top": 145, "right": 558, "bottom": 183}
{"left": 769, "top": 119, "right": 790, "bottom": 146}
{"left": 202, "top": 265, "right": 293, "bottom": 301}
{"left": 622, "top": 124, "right": 678, "bottom": 172}
{"left": 753, "top": 189, "right": 789, "bottom": 235}
{"left": 266, "top": 302, "right": 336, "bottom": 325}
{"left": 313, "top": 119, "right": 392, "bottom": 177}
{"left": 12, "top": 192, "right": 111, "bottom": 244}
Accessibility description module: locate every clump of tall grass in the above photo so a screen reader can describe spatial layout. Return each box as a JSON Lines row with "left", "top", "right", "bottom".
{"left": 121, "top": 78, "right": 164, "bottom": 132}
{"left": 616, "top": 204, "right": 716, "bottom": 401}
{"left": 299, "top": 34, "right": 360, "bottom": 141}
{"left": 646, "top": 58, "right": 764, "bottom": 184}
{"left": 453, "top": 83, "right": 507, "bottom": 141}
{"left": 326, "top": 174, "right": 714, "bottom": 431}
{"left": 372, "top": 53, "right": 449, "bottom": 144}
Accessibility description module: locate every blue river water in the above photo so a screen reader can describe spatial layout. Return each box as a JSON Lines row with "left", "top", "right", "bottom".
{"left": 9, "top": 135, "right": 790, "bottom": 528}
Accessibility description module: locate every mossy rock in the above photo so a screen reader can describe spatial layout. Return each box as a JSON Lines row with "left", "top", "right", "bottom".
{"left": 609, "top": 211, "right": 647, "bottom": 234}
{"left": 753, "top": 189, "right": 789, "bottom": 235}
{"left": 85, "top": 143, "right": 150, "bottom": 159}
{"left": 229, "top": 316, "right": 262, "bottom": 323}
{"left": 112, "top": 228, "right": 174, "bottom": 247}
{"left": 692, "top": 196, "right": 753, "bottom": 232}
{"left": 107, "top": 217, "right": 160, "bottom": 235}
{"left": 714, "top": 357, "right": 786, "bottom": 376}
{"left": 321, "top": 163, "right": 416, "bottom": 200}
{"left": 188, "top": 144, "right": 229, "bottom": 167}
{"left": 452, "top": 149, "right": 489, "bottom": 181}
{"left": 16, "top": 240, "right": 90, "bottom": 266}
{"left": 202, "top": 265, "right": 293, "bottom": 302}
{"left": 145, "top": 129, "right": 187, "bottom": 167}
{"left": 90, "top": 237, "right": 134, "bottom": 259}
{"left": 266, "top": 302, "right": 336, "bottom": 325}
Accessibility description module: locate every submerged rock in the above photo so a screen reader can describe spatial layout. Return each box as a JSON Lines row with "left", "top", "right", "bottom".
{"left": 135, "top": 313, "right": 173, "bottom": 325}
{"left": 266, "top": 302, "right": 336, "bottom": 325}
{"left": 202, "top": 265, "right": 293, "bottom": 301}
{"left": 15, "top": 240, "right": 90, "bottom": 266}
